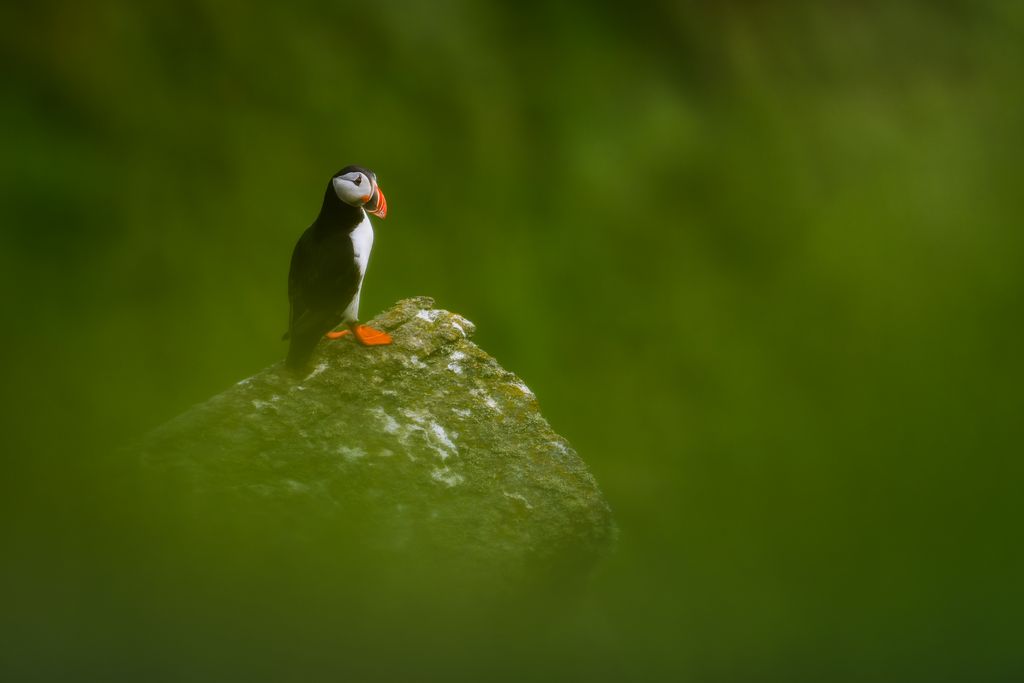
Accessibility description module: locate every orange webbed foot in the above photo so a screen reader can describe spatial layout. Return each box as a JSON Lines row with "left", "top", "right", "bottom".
{"left": 353, "top": 325, "right": 392, "bottom": 346}
{"left": 325, "top": 326, "right": 392, "bottom": 345}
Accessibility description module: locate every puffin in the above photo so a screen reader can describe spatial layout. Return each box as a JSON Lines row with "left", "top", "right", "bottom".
{"left": 283, "top": 165, "right": 391, "bottom": 370}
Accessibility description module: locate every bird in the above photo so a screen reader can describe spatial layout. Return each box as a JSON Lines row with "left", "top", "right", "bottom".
{"left": 283, "top": 165, "right": 391, "bottom": 370}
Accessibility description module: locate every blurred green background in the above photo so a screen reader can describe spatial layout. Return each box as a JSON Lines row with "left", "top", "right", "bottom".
{"left": 3, "top": 1, "right": 1023, "bottom": 681}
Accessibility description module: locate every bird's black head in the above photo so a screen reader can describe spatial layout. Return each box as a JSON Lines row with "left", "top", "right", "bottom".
{"left": 329, "top": 165, "right": 387, "bottom": 219}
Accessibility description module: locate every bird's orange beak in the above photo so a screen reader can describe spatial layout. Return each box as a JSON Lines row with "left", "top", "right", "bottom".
{"left": 367, "top": 185, "right": 387, "bottom": 219}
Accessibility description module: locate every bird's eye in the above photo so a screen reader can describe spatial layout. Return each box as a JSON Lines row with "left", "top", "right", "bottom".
{"left": 353, "top": 176, "right": 362, "bottom": 186}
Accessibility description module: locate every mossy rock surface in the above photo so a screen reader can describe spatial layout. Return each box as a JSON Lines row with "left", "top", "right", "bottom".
{"left": 140, "top": 297, "right": 613, "bottom": 580}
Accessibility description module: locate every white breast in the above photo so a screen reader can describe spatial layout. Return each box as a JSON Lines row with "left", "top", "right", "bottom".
{"left": 350, "top": 212, "right": 374, "bottom": 278}
{"left": 341, "top": 211, "right": 375, "bottom": 322}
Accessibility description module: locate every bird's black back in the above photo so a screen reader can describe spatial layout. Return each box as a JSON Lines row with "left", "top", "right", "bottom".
{"left": 285, "top": 183, "right": 365, "bottom": 370}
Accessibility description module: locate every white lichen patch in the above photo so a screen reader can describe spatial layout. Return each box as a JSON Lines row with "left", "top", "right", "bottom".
{"left": 452, "top": 407, "right": 472, "bottom": 418}
{"left": 503, "top": 491, "right": 534, "bottom": 509}
{"left": 451, "top": 314, "right": 475, "bottom": 336}
{"left": 306, "top": 361, "right": 329, "bottom": 380}
{"left": 428, "top": 421, "right": 457, "bottom": 460}
{"left": 376, "top": 408, "right": 459, "bottom": 463}
{"left": 377, "top": 448, "right": 394, "bottom": 458}
{"left": 405, "top": 355, "right": 428, "bottom": 370}
{"left": 471, "top": 387, "right": 502, "bottom": 414}
{"left": 549, "top": 440, "right": 570, "bottom": 456}
{"left": 416, "top": 309, "right": 444, "bottom": 323}
{"left": 447, "top": 361, "right": 464, "bottom": 374}
{"left": 251, "top": 399, "right": 269, "bottom": 409}
{"left": 337, "top": 445, "right": 366, "bottom": 462}
{"left": 509, "top": 380, "right": 535, "bottom": 397}
{"left": 235, "top": 377, "right": 252, "bottom": 387}
{"left": 432, "top": 466, "right": 464, "bottom": 487}
{"left": 371, "top": 407, "right": 401, "bottom": 434}
{"left": 401, "top": 408, "right": 429, "bottom": 425}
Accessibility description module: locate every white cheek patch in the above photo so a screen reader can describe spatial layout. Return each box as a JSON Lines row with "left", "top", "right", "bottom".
{"left": 332, "top": 174, "right": 369, "bottom": 205}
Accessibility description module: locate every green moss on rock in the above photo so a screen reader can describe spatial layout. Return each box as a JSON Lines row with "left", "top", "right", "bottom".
{"left": 140, "top": 297, "right": 614, "bottom": 581}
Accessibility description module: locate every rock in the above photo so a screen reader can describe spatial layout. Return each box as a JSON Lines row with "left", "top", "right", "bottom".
{"left": 139, "top": 297, "right": 614, "bottom": 583}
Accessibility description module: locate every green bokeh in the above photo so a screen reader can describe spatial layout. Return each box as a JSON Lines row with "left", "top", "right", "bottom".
{"left": 3, "top": 2, "right": 1023, "bottom": 681}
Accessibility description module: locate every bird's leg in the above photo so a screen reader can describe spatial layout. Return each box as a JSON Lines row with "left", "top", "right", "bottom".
{"left": 349, "top": 320, "right": 393, "bottom": 346}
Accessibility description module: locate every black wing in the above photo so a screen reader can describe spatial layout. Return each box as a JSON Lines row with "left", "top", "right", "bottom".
{"left": 284, "top": 224, "right": 360, "bottom": 368}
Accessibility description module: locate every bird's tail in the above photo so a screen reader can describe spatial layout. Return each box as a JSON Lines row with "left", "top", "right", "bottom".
{"left": 285, "top": 326, "right": 323, "bottom": 372}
